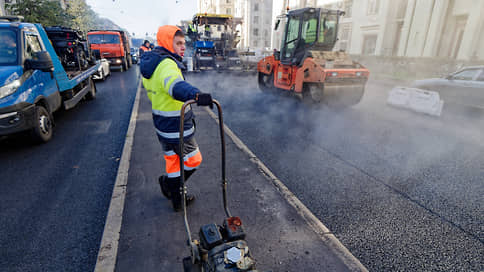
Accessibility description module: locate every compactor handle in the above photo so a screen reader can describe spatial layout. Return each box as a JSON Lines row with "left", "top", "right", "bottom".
{"left": 179, "top": 99, "right": 226, "bottom": 197}
{"left": 179, "top": 99, "right": 231, "bottom": 249}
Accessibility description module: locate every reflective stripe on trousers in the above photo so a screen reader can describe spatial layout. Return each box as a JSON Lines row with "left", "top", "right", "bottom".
{"left": 164, "top": 149, "right": 202, "bottom": 178}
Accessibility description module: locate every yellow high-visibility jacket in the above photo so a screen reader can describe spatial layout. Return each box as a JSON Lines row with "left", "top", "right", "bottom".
{"left": 140, "top": 47, "right": 200, "bottom": 143}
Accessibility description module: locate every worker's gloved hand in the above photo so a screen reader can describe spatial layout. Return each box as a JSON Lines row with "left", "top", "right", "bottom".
{"left": 196, "top": 92, "right": 213, "bottom": 108}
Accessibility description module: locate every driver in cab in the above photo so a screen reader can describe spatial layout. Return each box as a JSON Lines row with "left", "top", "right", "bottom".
{"left": 0, "top": 32, "right": 17, "bottom": 57}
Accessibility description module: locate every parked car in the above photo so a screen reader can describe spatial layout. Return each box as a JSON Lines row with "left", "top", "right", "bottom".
{"left": 130, "top": 47, "right": 138, "bottom": 64}
{"left": 92, "top": 58, "right": 110, "bottom": 81}
{"left": 412, "top": 66, "right": 484, "bottom": 108}
{"left": 44, "top": 26, "right": 94, "bottom": 71}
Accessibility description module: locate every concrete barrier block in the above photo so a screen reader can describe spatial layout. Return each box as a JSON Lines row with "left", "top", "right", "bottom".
{"left": 387, "top": 87, "right": 444, "bottom": 117}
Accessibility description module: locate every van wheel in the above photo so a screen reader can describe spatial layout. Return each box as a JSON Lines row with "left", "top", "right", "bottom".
{"left": 85, "top": 77, "right": 97, "bottom": 100}
{"left": 31, "top": 105, "right": 53, "bottom": 143}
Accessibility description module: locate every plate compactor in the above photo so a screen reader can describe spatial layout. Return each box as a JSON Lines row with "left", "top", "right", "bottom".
{"left": 179, "top": 100, "right": 258, "bottom": 272}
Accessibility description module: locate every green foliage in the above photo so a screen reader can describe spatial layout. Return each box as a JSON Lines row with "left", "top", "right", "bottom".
{"left": 66, "top": 0, "right": 93, "bottom": 34}
{"left": 6, "top": 0, "right": 123, "bottom": 35}
{"left": 7, "top": 0, "right": 69, "bottom": 27}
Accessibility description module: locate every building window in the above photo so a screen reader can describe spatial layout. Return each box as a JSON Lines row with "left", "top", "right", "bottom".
{"left": 253, "top": 40, "right": 258, "bottom": 47}
{"left": 344, "top": 0, "right": 353, "bottom": 18}
{"left": 340, "top": 24, "right": 351, "bottom": 40}
{"left": 396, "top": 0, "right": 408, "bottom": 19}
{"left": 253, "top": 28, "right": 259, "bottom": 36}
{"left": 265, "top": 40, "right": 270, "bottom": 48}
{"left": 226, "top": 8, "right": 231, "bottom": 14}
{"left": 339, "top": 42, "right": 347, "bottom": 51}
{"left": 254, "top": 3, "right": 259, "bottom": 11}
{"left": 367, "top": 0, "right": 380, "bottom": 15}
{"left": 362, "top": 35, "right": 377, "bottom": 55}
{"left": 253, "top": 16, "right": 259, "bottom": 24}
{"left": 226, "top": 0, "right": 231, "bottom": 3}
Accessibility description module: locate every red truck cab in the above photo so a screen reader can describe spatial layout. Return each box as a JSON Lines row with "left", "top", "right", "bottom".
{"left": 87, "top": 30, "right": 132, "bottom": 71}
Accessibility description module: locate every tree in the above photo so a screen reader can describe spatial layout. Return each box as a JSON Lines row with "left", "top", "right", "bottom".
{"left": 7, "top": 0, "right": 124, "bottom": 37}
{"left": 66, "top": 0, "right": 91, "bottom": 34}
{"left": 7, "top": 0, "right": 69, "bottom": 26}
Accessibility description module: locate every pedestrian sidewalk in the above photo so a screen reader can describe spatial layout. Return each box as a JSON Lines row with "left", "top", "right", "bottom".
{"left": 101, "top": 85, "right": 367, "bottom": 271}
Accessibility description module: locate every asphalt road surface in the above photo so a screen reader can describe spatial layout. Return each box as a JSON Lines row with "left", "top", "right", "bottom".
{"left": 0, "top": 67, "right": 139, "bottom": 271}
{"left": 187, "top": 72, "right": 484, "bottom": 272}
{"left": 1, "top": 67, "right": 482, "bottom": 271}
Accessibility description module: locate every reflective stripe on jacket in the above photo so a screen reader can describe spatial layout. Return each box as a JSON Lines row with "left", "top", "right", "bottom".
{"left": 139, "top": 45, "right": 149, "bottom": 57}
{"left": 141, "top": 47, "right": 200, "bottom": 144}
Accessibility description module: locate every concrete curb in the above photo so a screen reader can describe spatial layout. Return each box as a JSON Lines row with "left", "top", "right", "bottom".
{"left": 204, "top": 107, "right": 368, "bottom": 272}
{"left": 94, "top": 80, "right": 142, "bottom": 272}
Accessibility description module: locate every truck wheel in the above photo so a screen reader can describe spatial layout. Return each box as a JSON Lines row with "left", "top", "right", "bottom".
{"left": 88, "top": 53, "right": 96, "bottom": 65}
{"left": 127, "top": 55, "right": 132, "bottom": 68}
{"left": 77, "top": 48, "right": 88, "bottom": 70}
{"left": 85, "top": 78, "right": 97, "bottom": 100}
{"left": 122, "top": 57, "right": 128, "bottom": 71}
{"left": 31, "top": 105, "right": 53, "bottom": 143}
{"left": 302, "top": 83, "right": 324, "bottom": 103}
{"left": 258, "top": 72, "right": 273, "bottom": 92}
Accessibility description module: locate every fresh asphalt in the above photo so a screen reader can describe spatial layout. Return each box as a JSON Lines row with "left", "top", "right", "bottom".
{"left": 112, "top": 84, "right": 366, "bottom": 271}
{"left": 2, "top": 67, "right": 482, "bottom": 271}
{"left": 0, "top": 66, "right": 140, "bottom": 271}
{"left": 189, "top": 72, "right": 484, "bottom": 271}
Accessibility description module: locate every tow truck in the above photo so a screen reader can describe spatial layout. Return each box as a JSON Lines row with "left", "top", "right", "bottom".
{"left": 257, "top": 7, "right": 369, "bottom": 106}
{"left": 0, "top": 16, "right": 100, "bottom": 143}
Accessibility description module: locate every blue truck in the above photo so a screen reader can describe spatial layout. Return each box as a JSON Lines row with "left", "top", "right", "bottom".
{"left": 0, "top": 16, "right": 100, "bottom": 143}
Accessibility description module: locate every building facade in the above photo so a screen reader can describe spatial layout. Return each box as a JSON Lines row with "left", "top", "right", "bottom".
{"left": 198, "top": 0, "right": 273, "bottom": 51}
{"left": 276, "top": 0, "right": 484, "bottom": 61}
{"left": 236, "top": 0, "right": 273, "bottom": 50}
{"left": 198, "top": 0, "right": 236, "bottom": 15}
{"left": 0, "top": 0, "right": 5, "bottom": 16}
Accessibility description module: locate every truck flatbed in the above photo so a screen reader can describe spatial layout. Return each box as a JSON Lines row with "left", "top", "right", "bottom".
{"left": 36, "top": 24, "right": 99, "bottom": 92}
{"left": 0, "top": 19, "right": 101, "bottom": 143}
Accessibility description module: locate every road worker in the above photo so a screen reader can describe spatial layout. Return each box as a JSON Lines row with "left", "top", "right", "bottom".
{"left": 204, "top": 24, "right": 211, "bottom": 38}
{"left": 138, "top": 40, "right": 151, "bottom": 57}
{"left": 139, "top": 25, "right": 213, "bottom": 212}
{"left": 0, "top": 31, "right": 17, "bottom": 59}
{"left": 187, "top": 23, "right": 198, "bottom": 40}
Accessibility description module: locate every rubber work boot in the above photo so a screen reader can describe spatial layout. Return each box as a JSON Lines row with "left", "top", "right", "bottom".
{"left": 158, "top": 175, "right": 171, "bottom": 199}
{"left": 167, "top": 179, "right": 195, "bottom": 212}
{"left": 158, "top": 170, "right": 196, "bottom": 200}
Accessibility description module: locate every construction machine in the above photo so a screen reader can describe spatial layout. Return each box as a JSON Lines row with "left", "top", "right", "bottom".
{"left": 185, "top": 13, "right": 243, "bottom": 72}
{"left": 257, "top": 7, "right": 369, "bottom": 106}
